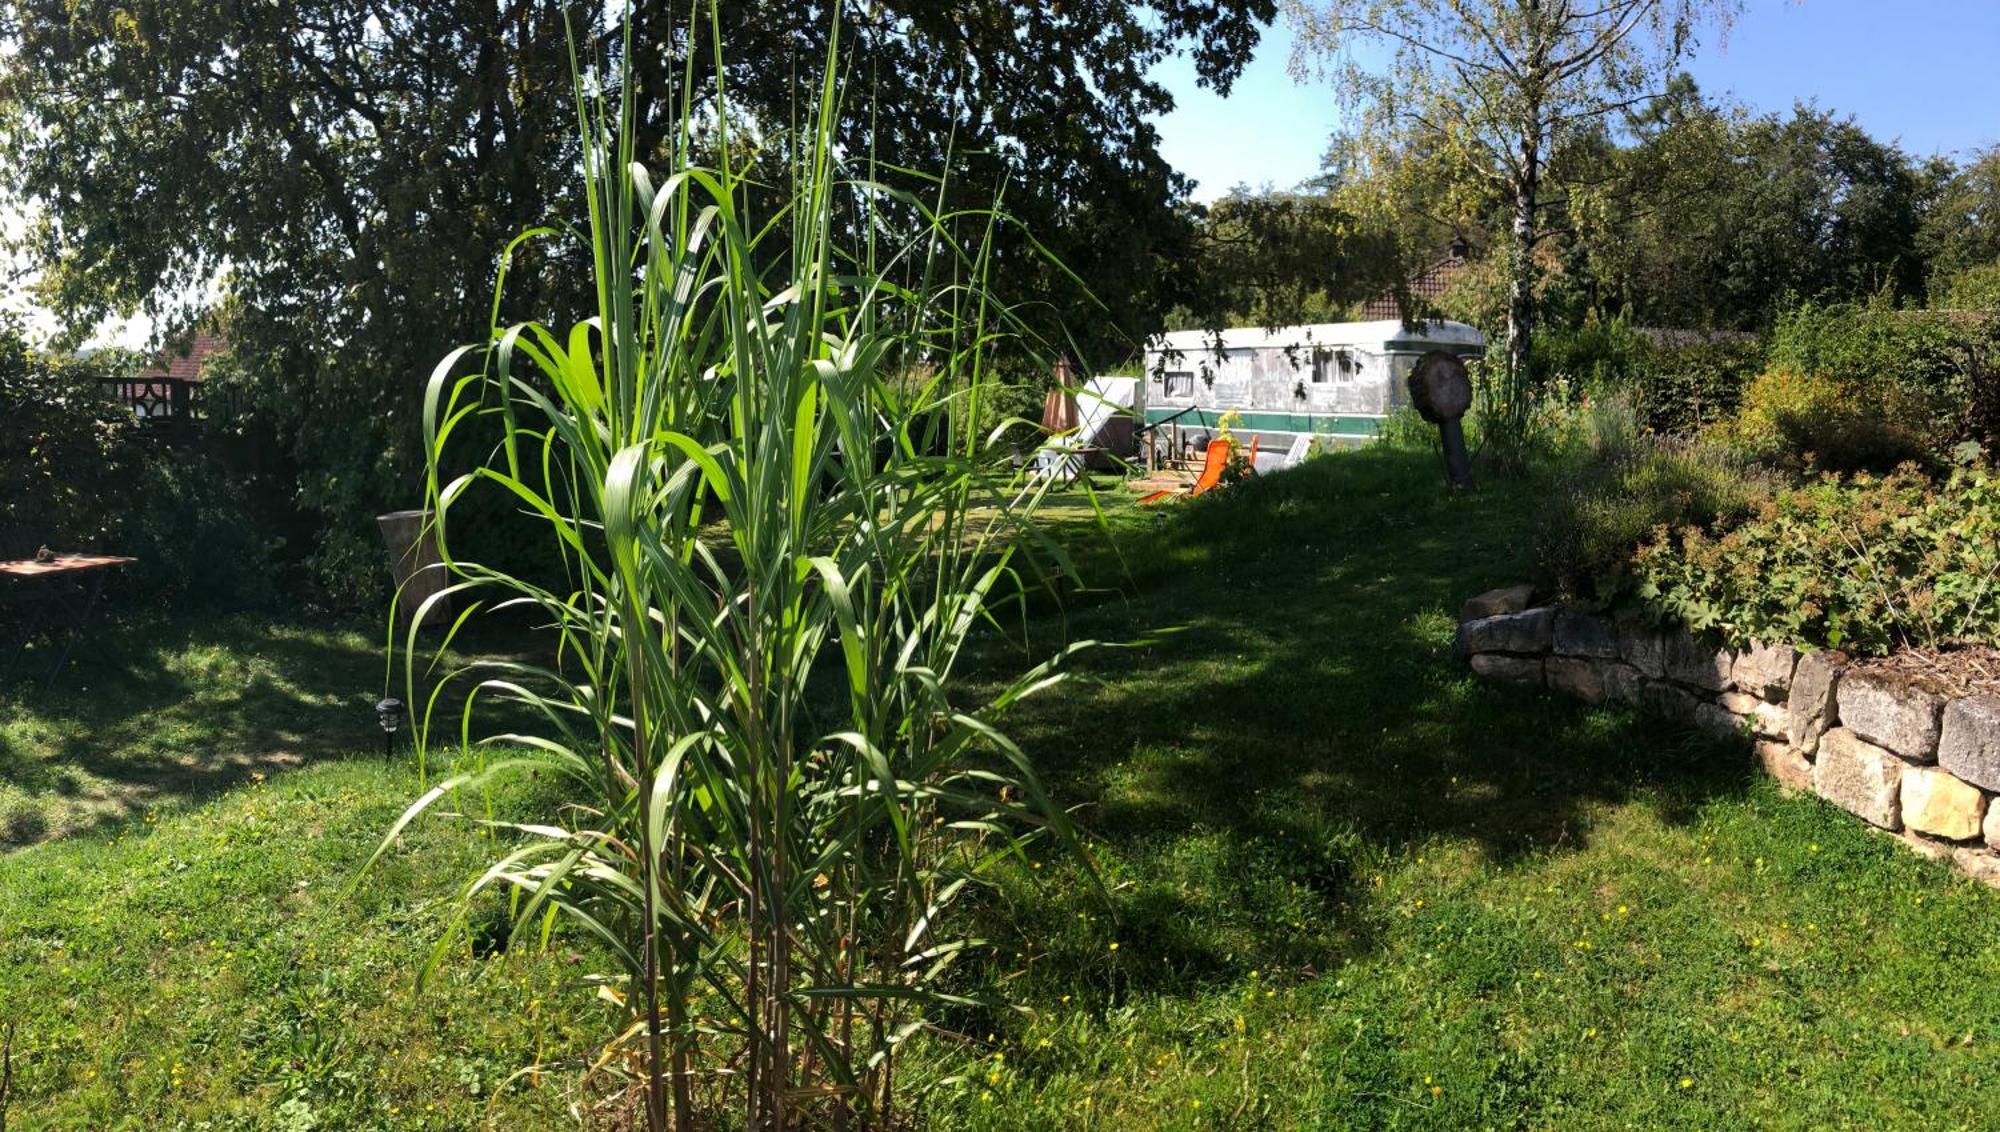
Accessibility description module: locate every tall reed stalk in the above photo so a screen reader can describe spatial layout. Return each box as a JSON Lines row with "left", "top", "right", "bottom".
{"left": 368, "top": 9, "right": 1094, "bottom": 1129}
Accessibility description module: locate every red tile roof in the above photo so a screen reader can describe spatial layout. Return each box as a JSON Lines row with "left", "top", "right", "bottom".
{"left": 137, "top": 330, "right": 227, "bottom": 382}
{"left": 1360, "top": 249, "right": 1471, "bottom": 320}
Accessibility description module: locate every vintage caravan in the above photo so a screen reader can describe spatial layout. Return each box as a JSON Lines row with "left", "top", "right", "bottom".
{"left": 1140, "top": 320, "right": 1486, "bottom": 462}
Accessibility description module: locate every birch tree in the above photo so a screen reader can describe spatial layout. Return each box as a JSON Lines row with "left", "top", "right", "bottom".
{"left": 1284, "top": 0, "right": 1736, "bottom": 432}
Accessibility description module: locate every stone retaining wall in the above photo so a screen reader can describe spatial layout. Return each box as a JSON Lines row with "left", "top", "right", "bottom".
{"left": 1457, "top": 585, "right": 2000, "bottom": 888}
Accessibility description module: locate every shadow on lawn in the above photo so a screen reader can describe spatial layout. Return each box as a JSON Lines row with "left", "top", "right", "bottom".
{"left": 0, "top": 616, "right": 386, "bottom": 844}
{"left": 0, "top": 606, "right": 559, "bottom": 847}
{"left": 987, "top": 444, "right": 1757, "bottom": 997}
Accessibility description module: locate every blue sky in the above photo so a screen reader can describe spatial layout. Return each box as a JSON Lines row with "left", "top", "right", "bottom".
{"left": 1152, "top": 0, "right": 2000, "bottom": 202}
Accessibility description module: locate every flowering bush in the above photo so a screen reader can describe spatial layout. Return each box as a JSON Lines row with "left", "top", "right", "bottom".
{"left": 1632, "top": 454, "right": 2000, "bottom": 654}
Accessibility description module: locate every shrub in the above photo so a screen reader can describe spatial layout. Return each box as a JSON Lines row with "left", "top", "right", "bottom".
{"left": 1534, "top": 319, "right": 1651, "bottom": 393}
{"left": 1535, "top": 434, "right": 1772, "bottom": 603}
{"left": 1534, "top": 319, "right": 1759, "bottom": 436}
{"left": 1941, "top": 262, "right": 2000, "bottom": 311}
{"left": 1622, "top": 336, "right": 1762, "bottom": 435}
{"left": 0, "top": 328, "right": 278, "bottom": 609}
{"left": 0, "top": 328, "right": 137, "bottom": 552}
{"left": 1718, "top": 365, "right": 1933, "bottom": 473}
{"left": 1632, "top": 456, "right": 2000, "bottom": 654}
{"left": 975, "top": 378, "right": 1052, "bottom": 455}
{"left": 1735, "top": 301, "right": 2000, "bottom": 469}
{"left": 119, "top": 452, "right": 280, "bottom": 609}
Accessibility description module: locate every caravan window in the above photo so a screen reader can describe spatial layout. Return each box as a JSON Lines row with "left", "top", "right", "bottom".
{"left": 1311, "top": 348, "right": 1359, "bottom": 383}
{"left": 1161, "top": 370, "right": 1194, "bottom": 397}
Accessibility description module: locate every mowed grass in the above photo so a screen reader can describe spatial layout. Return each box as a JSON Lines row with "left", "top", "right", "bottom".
{"left": 917, "top": 445, "right": 2000, "bottom": 1129}
{"left": 0, "top": 759, "right": 617, "bottom": 1129}
{"left": 0, "top": 615, "right": 541, "bottom": 848}
{"left": 2, "top": 444, "right": 1999, "bottom": 1128}
{"left": 0, "top": 618, "right": 383, "bottom": 845}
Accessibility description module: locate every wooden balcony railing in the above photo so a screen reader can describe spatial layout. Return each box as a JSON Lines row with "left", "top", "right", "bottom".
{"left": 98, "top": 376, "right": 201, "bottom": 423}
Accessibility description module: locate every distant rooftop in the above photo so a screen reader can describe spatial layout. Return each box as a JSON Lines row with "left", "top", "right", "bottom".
{"left": 1359, "top": 238, "right": 1473, "bottom": 321}
{"left": 136, "top": 330, "right": 227, "bottom": 382}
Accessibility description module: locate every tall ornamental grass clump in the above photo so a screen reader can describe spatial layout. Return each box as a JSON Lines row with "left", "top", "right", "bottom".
{"left": 369, "top": 15, "right": 1096, "bottom": 1129}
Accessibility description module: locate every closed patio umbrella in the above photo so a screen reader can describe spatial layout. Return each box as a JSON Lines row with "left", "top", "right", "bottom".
{"left": 1040, "top": 386, "right": 1079, "bottom": 435}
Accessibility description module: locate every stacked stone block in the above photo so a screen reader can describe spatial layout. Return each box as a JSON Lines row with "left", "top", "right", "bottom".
{"left": 1456, "top": 585, "right": 2000, "bottom": 887}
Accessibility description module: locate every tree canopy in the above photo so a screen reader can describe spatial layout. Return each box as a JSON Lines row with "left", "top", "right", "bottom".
{"left": 1169, "top": 187, "right": 1405, "bottom": 328}
{"left": 1283, "top": 0, "right": 1737, "bottom": 429}
{"left": 0, "top": 0, "right": 1276, "bottom": 599}
{"left": 1923, "top": 145, "right": 2000, "bottom": 295}
{"left": 1277, "top": 70, "right": 1957, "bottom": 343}
{"left": 1607, "top": 100, "right": 1932, "bottom": 328}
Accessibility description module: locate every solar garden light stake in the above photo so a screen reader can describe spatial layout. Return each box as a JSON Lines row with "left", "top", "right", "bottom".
{"left": 374, "top": 696, "right": 405, "bottom": 759}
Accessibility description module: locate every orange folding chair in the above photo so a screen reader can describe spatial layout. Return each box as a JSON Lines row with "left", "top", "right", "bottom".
{"left": 1139, "top": 437, "right": 1234, "bottom": 505}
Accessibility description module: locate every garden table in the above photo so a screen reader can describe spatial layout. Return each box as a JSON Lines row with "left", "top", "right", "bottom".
{"left": 0, "top": 554, "right": 135, "bottom": 689}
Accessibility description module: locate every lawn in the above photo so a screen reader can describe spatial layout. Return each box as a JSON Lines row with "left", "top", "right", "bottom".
{"left": 0, "top": 618, "right": 384, "bottom": 846}
{"left": 4, "top": 444, "right": 2000, "bottom": 1129}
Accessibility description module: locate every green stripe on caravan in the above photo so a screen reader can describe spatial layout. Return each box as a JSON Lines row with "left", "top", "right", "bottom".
{"left": 1383, "top": 340, "right": 1485, "bottom": 356}
{"left": 1142, "top": 408, "right": 1383, "bottom": 437}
